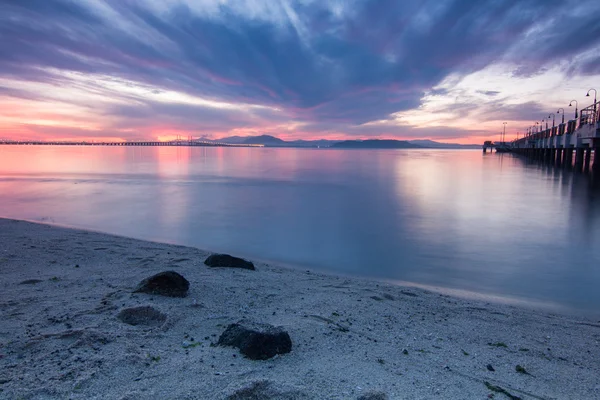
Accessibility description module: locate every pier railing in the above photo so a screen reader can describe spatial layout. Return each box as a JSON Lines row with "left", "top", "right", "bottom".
{"left": 579, "top": 101, "right": 599, "bottom": 127}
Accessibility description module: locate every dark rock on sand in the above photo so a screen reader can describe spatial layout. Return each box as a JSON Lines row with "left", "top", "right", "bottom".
{"left": 487, "top": 364, "right": 495, "bottom": 371}
{"left": 226, "top": 380, "right": 308, "bottom": 400}
{"left": 357, "top": 392, "right": 389, "bottom": 400}
{"left": 204, "top": 254, "right": 255, "bottom": 270}
{"left": 19, "top": 279, "right": 43, "bottom": 285}
{"left": 117, "top": 306, "right": 167, "bottom": 327}
{"left": 133, "top": 271, "right": 189, "bottom": 297}
{"left": 218, "top": 323, "right": 292, "bottom": 360}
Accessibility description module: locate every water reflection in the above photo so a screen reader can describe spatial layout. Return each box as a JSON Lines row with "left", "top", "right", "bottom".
{"left": 0, "top": 146, "right": 599, "bottom": 316}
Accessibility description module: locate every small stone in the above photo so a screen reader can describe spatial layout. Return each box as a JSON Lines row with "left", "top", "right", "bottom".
{"left": 515, "top": 365, "right": 529, "bottom": 375}
{"left": 205, "top": 254, "right": 255, "bottom": 270}
{"left": 487, "top": 364, "right": 495, "bottom": 371}
{"left": 225, "top": 380, "right": 308, "bottom": 399}
{"left": 117, "top": 306, "right": 167, "bottom": 327}
{"left": 357, "top": 392, "right": 389, "bottom": 400}
{"left": 402, "top": 349, "right": 409, "bottom": 355}
{"left": 218, "top": 322, "right": 292, "bottom": 360}
{"left": 19, "top": 279, "right": 43, "bottom": 285}
{"left": 133, "top": 271, "right": 189, "bottom": 297}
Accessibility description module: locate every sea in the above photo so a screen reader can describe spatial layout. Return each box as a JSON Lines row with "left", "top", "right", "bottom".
{"left": 1, "top": 145, "right": 599, "bottom": 317}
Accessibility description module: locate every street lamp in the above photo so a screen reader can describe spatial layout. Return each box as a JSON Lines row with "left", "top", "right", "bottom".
{"left": 502, "top": 122, "right": 507, "bottom": 142}
{"left": 557, "top": 108, "right": 565, "bottom": 124}
{"left": 548, "top": 113, "right": 555, "bottom": 129}
{"left": 535, "top": 121, "right": 540, "bottom": 133}
{"left": 587, "top": 88, "right": 597, "bottom": 112}
{"left": 569, "top": 100, "right": 578, "bottom": 118}
{"left": 542, "top": 118, "right": 546, "bottom": 131}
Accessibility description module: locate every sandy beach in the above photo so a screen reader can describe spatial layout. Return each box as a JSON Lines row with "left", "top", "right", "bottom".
{"left": 0, "top": 217, "right": 599, "bottom": 399}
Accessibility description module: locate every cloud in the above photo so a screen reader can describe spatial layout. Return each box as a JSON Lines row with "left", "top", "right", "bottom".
{"left": 1, "top": 0, "right": 599, "bottom": 141}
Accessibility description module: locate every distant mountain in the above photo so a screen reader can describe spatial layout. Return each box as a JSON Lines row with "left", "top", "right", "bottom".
{"left": 408, "top": 139, "right": 480, "bottom": 149}
{"left": 210, "top": 135, "right": 335, "bottom": 147}
{"left": 287, "top": 139, "right": 338, "bottom": 148}
{"left": 199, "top": 135, "right": 478, "bottom": 149}
{"left": 330, "top": 139, "right": 422, "bottom": 149}
{"left": 241, "top": 135, "right": 286, "bottom": 145}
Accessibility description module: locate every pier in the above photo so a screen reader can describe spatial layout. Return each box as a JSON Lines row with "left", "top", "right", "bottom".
{"left": 491, "top": 99, "right": 600, "bottom": 174}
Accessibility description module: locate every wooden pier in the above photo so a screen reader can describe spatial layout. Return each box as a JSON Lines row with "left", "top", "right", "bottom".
{"left": 497, "top": 100, "right": 600, "bottom": 173}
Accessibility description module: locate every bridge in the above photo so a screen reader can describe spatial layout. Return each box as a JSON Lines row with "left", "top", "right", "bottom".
{"left": 0, "top": 139, "right": 264, "bottom": 148}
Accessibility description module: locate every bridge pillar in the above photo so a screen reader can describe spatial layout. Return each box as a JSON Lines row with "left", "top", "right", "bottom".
{"left": 584, "top": 148, "right": 592, "bottom": 172}
{"left": 564, "top": 146, "right": 573, "bottom": 168}
{"left": 593, "top": 146, "right": 600, "bottom": 173}
{"left": 575, "top": 148, "right": 585, "bottom": 171}
{"left": 556, "top": 147, "right": 563, "bottom": 167}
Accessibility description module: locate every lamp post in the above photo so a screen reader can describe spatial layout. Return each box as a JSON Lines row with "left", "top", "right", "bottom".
{"left": 569, "top": 100, "right": 578, "bottom": 118}
{"left": 548, "top": 113, "right": 555, "bottom": 129}
{"left": 587, "top": 88, "right": 597, "bottom": 112}
{"left": 557, "top": 108, "right": 565, "bottom": 124}
{"left": 535, "top": 121, "right": 539, "bottom": 133}
{"left": 542, "top": 118, "right": 546, "bottom": 131}
{"left": 502, "top": 122, "right": 507, "bottom": 142}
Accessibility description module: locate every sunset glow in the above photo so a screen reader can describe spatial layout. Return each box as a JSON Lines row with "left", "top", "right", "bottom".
{"left": 1, "top": 0, "right": 599, "bottom": 144}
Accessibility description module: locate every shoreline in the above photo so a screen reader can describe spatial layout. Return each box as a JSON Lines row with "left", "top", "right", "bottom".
{"left": 1, "top": 215, "right": 587, "bottom": 321}
{"left": 1, "top": 217, "right": 599, "bottom": 399}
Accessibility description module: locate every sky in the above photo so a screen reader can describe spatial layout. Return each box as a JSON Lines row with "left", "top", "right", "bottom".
{"left": 1, "top": 0, "right": 599, "bottom": 144}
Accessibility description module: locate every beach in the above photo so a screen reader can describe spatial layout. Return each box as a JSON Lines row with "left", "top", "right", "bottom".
{"left": 0, "top": 217, "right": 598, "bottom": 399}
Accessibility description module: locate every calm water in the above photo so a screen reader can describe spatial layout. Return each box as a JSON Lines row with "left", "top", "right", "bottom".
{"left": 1, "top": 146, "right": 600, "bottom": 316}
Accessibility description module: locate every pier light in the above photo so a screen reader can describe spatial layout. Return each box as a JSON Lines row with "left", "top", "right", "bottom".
{"left": 548, "top": 113, "right": 555, "bottom": 128}
{"left": 569, "top": 100, "right": 578, "bottom": 118}
{"left": 587, "top": 88, "right": 597, "bottom": 112}
{"left": 557, "top": 108, "right": 565, "bottom": 124}
{"left": 542, "top": 118, "right": 547, "bottom": 131}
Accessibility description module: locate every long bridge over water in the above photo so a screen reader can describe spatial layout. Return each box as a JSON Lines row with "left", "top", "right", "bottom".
{"left": 0, "top": 139, "right": 264, "bottom": 148}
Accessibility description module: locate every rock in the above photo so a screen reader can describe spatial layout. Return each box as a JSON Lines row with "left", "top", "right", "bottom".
{"left": 217, "top": 322, "right": 292, "bottom": 360}
{"left": 357, "top": 392, "right": 389, "bottom": 400}
{"left": 515, "top": 365, "right": 530, "bottom": 375}
{"left": 117, "top": 306, "right": 167, "bottom": 327}
{"left": 225, "top": 380, "right": 308, "bottom": 399}
{"left": 133, "top": 271, "right": 189, "bottom": 297}
{"left": 204, "top": 254, "right": 255, "bottom": 270}
{"left": 487, "top": 364, "right": 495, "bottom": 371}
{"left": 19, "top": 279, "right": 43, "bottom": 285}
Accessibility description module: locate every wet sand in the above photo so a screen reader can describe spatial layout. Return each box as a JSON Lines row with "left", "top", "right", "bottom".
{"left": 0, "top": 218, "right": 598, "bottom": 399}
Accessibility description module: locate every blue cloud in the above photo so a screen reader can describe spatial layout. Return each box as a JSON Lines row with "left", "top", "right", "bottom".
{"left": 1, "top": 0, "right": 599, "bottom": 138}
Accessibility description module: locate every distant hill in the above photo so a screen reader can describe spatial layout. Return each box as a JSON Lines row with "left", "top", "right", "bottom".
{"left": 199, "top": 135, "right": 479, "bottom": 149}
{"left": 241, "top": 135, "right": 286, "bottom": 145}
{"left": 287, "top": 139, "right": 338, "bottom": 148}
{"left": 408, "top": 139, "right": 480, "bottom": 149}
{"left": 330, "top": 139, "right": 422, "bottom": 149}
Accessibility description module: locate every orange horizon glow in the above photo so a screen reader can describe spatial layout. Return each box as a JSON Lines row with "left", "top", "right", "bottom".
{"left": 0, "top": 129, "right": 489, "bottom": 145}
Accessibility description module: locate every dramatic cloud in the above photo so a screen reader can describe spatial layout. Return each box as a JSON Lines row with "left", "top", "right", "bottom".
{"left": 1, "top": 0, "right": 599, "bottom": 142}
